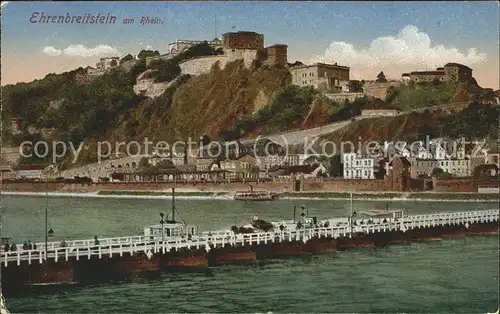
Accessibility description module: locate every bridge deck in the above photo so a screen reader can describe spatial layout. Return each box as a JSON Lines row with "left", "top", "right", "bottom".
{"left": 1, "top": 209, "right": 497, "bottom": 266}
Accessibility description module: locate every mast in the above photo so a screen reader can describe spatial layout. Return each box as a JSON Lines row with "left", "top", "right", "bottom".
{"left": 45, "top": 176, "right": 48, "bottom": 260}
{"left": 349, "top": 192, "right": 353, "bottom": 232}
{"left": 349, "top": 192, "right": 353, "bottom": 217}
{"left": 171, "top": 187, "right": 175, "bottom": 222}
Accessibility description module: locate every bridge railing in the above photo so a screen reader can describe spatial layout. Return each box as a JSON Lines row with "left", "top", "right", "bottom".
{"left": 15, "top": 209, "right": 500, "bottom": 252}
{"left": 11, "top": 209, "right": 500, "bottom": 254}
{"left": 2, "top": 210, "right": 498, "bottom": 265}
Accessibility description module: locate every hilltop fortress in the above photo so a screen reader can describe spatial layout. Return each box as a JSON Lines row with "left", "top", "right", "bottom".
{"left": 147, "top": 31, "right": 288, "bottom": 77}
{"left": 77, "top": 29, "right": 478, "bottom": 103}
{"left": 401, "top": 63, "right": 473, "bottom": 83}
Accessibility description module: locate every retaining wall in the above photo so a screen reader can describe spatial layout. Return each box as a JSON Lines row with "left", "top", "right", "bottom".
{"left": 433, "top": 177, "right": 500, "bottom": 192}
{"left": 179, "top": 56, "right": 228, "bottom": 76}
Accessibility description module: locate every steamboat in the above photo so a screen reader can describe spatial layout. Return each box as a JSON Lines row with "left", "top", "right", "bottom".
{"left": 233, "top": 185, "right": 280, "bottom": 201}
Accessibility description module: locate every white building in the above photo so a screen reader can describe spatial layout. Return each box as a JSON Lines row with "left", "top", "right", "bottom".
{"left": 86, "top": 66, "right": 105, "bottom": 76}
{"left": 256, "top": 153, "right": 322, "bottom": 170}
{"left": 96, "top": 57, "right": 120, "bottom": 71}
{"left": 290, "top": 62, "right": 350, "bottom": 93}
{"left": 148, "top": 152, "right": 185, "bottom": 167}
{"left": 414, "top": 141, "right": 447, "bottom": 160}
{"left": 15, "top": 164, "right": 50, "bottom": 179}
{"left": 342, "top": 152, "right": 375, "bottom": 179}
{"left": 433, "top": 143, "right": 447, "bottom": 160}
{"left": 167, "top": 39, "right": 222, "bottom": 54}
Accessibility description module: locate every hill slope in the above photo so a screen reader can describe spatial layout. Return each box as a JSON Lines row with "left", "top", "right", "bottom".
{"left": 109, "top": 59, "right": 291, "bottom": 142}
{"left": 314, "top": 102, "right": 499, "bottom": 153}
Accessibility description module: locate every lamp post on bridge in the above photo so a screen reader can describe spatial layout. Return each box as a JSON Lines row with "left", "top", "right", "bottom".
{"left": 45, "top": 176, "right": 48, "bottom": 260}
{"left": 160, "top": 212, "right": 165, "bottom": 243}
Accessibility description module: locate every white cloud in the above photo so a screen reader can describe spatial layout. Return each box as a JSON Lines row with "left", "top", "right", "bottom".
{"left": 42, "top": 44, "right": 120, "bottom": 57}
{"left": 309, "top": 25, "right": 487, "bottom": 79}
{"left": 43, "top": 46, "right": 62, "bottom": 56}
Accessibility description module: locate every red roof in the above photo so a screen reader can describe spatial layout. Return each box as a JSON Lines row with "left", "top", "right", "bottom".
{"left": 15, "top": 164, "right": 50, "bottom": 171}
{"left": 444, "top": 63, "right": 471, "bottom": 70}
{"left": 410, "top": 71, "right": 444, "bottom": 75}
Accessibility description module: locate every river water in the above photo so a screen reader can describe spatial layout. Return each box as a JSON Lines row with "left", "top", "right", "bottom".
{"left": 1, "top": 196, "right": 499, "bottom": 313}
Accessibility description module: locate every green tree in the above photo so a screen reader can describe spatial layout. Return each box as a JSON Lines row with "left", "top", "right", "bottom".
{"left": 138, "top": 50, "right": 160, "bottom": 59}
{"left": 129, "top": 58, "right": 146, "bottom": 81}
{"left": 347, "top": 80, "right": 363, "bottom": 93}
{"left": 376, "top": 71, "right": 388, "bottom": 83}
{"left": 432, "top": 78, "right": 442, "bottom": 86}
{"left": 201, "top": 135, "right": 211, "bottom": 146}
{"left": 138, "top": 157, "right": 151, "bottom": 170}
{"left": 175, "top": 42, "right": 222, "bottom": 60}
{"left": 153, "top": 159, "right": 175, "bottom": 171}
{"left": 442, "top": 103, "right": 499, "bottom": 140}
{"left": 120, "top": 54, "right": 134, "bottom": 63}
{"left": 431, "top": 167, "right": 452, "bottom": 178}
{"left": 328, "top": 154, "right": 343, "bottom": 177}
{"left": 110, "top": 59, "right": 118, "bottom": 67}
{"left": 149, "top": 59, "right": 181, "bottom": 82}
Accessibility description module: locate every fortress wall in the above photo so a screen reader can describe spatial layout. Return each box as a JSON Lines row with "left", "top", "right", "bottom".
{"left": 179, "top": 56, "right": 228, "bottom": 76}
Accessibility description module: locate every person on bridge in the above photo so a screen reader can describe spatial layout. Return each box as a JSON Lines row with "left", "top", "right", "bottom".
{"left": 94, "top": 236, "right": 100, "bottom": 245}
{"left": 27, "top": 241, "right": 32, "bottom": 250}
{"left": 23, "top": 241, "right": 28, "bottom": 250}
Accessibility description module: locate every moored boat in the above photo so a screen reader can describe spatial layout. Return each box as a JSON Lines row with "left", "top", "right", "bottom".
{"left": 141, "top": 188, "right": 207, "bottom": 269}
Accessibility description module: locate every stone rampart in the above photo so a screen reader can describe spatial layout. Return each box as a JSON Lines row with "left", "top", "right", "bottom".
{"left": 179, "top": 56, "right": 228, "bottom": 76}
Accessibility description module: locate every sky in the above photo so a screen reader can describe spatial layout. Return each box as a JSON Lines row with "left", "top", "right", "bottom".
{"left": 1, "top": 1, "right": 499, "bottom": 88}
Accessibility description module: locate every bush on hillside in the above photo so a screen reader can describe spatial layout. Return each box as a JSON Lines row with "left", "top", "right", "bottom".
{"left": 129, "top": 58, "right": 146, "bottom": 82}
{"left": 120, "top": 54, "right": 134, "bottom": 63}
{"left": 233, "top": 85, "right": 318, "bottom": 136}
{"left": 442, "top": 102, "right": 498, "bottom": 140}
{"left": 386, "top": 81, "right": 459, "bottom": 110}
{"left": 138, "top": 50, "right": 160, "bottom": 59}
